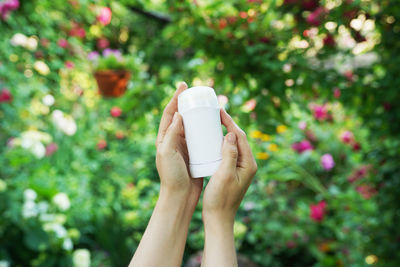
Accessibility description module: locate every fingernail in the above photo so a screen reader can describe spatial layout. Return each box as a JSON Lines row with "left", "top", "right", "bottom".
{"left": 227, "top": 133, "right": 236, "bottom": 144}
{"left": 172, "top": 112, "right": 178, "bottom": 122}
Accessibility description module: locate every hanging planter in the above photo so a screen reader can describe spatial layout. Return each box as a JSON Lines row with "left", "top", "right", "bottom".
{"left": 89, "top": 49, "right": 134, "bottom": 98}
{"left": 94, "top": 70, "right": 130, "bottom": 97}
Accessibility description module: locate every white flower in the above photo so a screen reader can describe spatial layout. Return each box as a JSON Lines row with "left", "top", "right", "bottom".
{"left": 36, "top": 201, "right": 49, "bottom": 214}
{"left": 73, "top": 249, "right": 91, "bottom": 267}
{"left": 63, "top": 238, "right": 73, "bottom": 251}
{"left": 22, "top": 200, "right": 38, "bottom": 218}
{"left": 51, "top": 110, "right": 77, "bottom": 136}
{"left": 244, "top": 201, "right": 255, "bottom": 211}
{"left": 52, "top": 192, "right": 71, "bottom": 211}
{"left": 26, "top": 37, "right": 38, "bottom": 51}
{"left": 34, "top": 61, "right": 50, "bottom": 75}
{"left": 10, "top": 33, "right": 28, "bottom": 46}
{"left": 24, "top": 188, "right": 37, "bottom": 201}
{"left": 31, "top": 142, "right": 46, "bottom": 158}
{"left": 42, "top": 94, "right": 55, "bottom": 106}
{"left": 0, "top": 260, "right": 9, "bottom": 267}
{"left": 52, "top": 224, "right": 67, "bottom": 238}
{"left": 19, "top": 130, "right": 51, "bottom": 159}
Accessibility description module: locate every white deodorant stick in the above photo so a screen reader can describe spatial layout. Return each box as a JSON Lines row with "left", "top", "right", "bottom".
{"left": 178, "top": 86, "right": 223, "bottom": 178}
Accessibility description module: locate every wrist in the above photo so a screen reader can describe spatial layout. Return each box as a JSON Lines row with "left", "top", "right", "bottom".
{"left": 158, "top": 187, "right": 196, "bottom": 220}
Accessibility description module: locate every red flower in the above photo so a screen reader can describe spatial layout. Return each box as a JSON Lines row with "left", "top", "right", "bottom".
{"left": 352, "top": 142, "right": 361, "bottom": 151}
{"left": 239, "top": 11, "right": 247, "bottom": 19}
{"left": 310, "top": 200, "right": 326, "bottom": 222}
{"left": 301, "top": 0, "right": 319, "bottom": 11}
{"left": 218, "top": 18, "right": 227, "bottom": 30}
{"left": 69, "top": 26, "right": 86, "bottom": 38}
{"left": 57, "top": 39, "right": 69, "bottom": 48}
{"left": 97, "top": 38, "right": 109, "bottom": 50}
{"left": 323, "top": 34, "right": 335, "bottom": 47}
{"left": 334, "top": 87, "right": 341, "bottom": 98}
{"left": 291, "top": 140, "right": 314, "bottom": 153}
{"left": 356, "top": 185, "right": 377, "bottom": 199}
{"left": 348, "top": 165, "right": 370, "bottom": 183}
{"left": 0, "top": 88, "right": 12, "bottom": 102}
{"left": 344, "top": 70, "right": 354, "bottom": 82}
{"left": 110, "top": 106, "right": 122, "bottom": 117}
{"left": 97, "top": 139, "right": 107, "bottom": 150}
{"left": 286, "top": 240, "right": 297, "bottom": 248}
{"left": 97, "top": 7, "right": 112, "bottom": 26}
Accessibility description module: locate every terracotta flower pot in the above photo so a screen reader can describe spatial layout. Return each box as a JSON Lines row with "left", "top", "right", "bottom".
{"left": 94, "top": 70, "right": 131, "bottom": 97}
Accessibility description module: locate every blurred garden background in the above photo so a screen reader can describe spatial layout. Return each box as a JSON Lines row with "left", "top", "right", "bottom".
{"left": 1, "top": 0, "right": 400, "bottom": 266}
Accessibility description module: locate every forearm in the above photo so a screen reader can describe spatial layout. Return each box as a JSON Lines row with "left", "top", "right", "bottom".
{"left": 129, "top": 188, "right": 194, "bottom": 267}
{"left": 201, "top": 217, "right": 238, "bottom": 267}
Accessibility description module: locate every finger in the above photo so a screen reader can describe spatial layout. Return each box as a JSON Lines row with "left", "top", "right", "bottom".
{"left": 162, "top": 112, "right": 185, "bottom": 150}
{"left": 215, "top": 132, "right": 238, "bottom": 180}
{"left": 156, "top": 82, "right": 188, "bottom": 147}
{"left": 220, "top": 109, "right": 254, "bottom": 166}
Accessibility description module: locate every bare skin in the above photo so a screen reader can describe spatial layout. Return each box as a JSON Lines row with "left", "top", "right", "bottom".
{"left": 129, "top": 82, "right": 257, "bottom": 267}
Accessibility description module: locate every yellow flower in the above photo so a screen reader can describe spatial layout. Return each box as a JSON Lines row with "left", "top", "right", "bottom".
{"left": 261, "top": 134, "right": 271, "bottom": 141}
{"left": 250, "top": 130, "right": 263, "bottom": 139}
{"left": 256, "top": 152, "right": 269, "bottom": 160}
{"left": 276, "top": 125, "right": 288, "bottom": 134}
{"left": 268, "top": 143, "right": 279, "bottom": 152}
{"left": 33, "top": 61, "right": 50, "bottom": 75}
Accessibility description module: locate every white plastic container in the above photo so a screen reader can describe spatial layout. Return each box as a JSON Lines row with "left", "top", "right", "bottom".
{"left": 178, "top": 86, "right": 223, "bottom": 178}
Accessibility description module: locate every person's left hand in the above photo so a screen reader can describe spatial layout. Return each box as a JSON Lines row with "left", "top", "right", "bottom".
{"left": 155, "top": 82, "right": 203, "bottom": 208}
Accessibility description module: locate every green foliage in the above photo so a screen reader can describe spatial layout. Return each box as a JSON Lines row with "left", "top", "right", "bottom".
{"left": 1, "top": 0, "right": 399, "bottom": 266}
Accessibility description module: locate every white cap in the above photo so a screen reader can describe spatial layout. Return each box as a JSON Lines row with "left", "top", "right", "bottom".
{"left": 178, "top": 86, "right": 219, "bottom": 114}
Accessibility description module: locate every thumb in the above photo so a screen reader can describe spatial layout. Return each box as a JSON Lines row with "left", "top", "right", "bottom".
{"left": 162, "top": 112, "right": 184, "bottom": 148}
{"left": 218, "top": 132, "right": 238, "bottom": 175}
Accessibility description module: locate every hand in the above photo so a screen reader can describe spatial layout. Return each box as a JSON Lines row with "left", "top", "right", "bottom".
{"left": 203, "top": 108, "right": 258, "bottom": 222}
{"left": 155, "top": 81, "right": 203, "bottom": 208}
{"left": 201, "top": 109, "right": 257, "bottom": 267}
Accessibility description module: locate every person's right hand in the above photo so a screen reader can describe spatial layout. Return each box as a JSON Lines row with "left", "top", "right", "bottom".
{"left": 202, "top": 108, "right": 258, "bottom": 223}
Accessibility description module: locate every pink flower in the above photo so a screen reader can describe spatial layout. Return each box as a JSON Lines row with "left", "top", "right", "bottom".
{"left": 0, "top": 0, "right": 19, "bottom": 20}
{"left": 97, "top": 139, "right": 107, "bottom": 150}
{"left": 88, "top": 51, "right": 99, "bottom": 61}
{"left": 311, "top": 104, "right": 328, "bottom": 121}
{"left": 97, "top": 7, "right": 112, "bottom": 25}
{"left": 291, "top": 140, "right": 313, "bottom": 153}
{"left": 65, "top": 61, "right": 74, "bottom": 69}
{"left": 298, "top": 121, "right": 307, "bottom": 130}
{"left": 321, "top": 153, "right": 335, "bottom": 171}
{"left": 340, "top": 131, "right": 354, "bottom": 144}
{"left": 110, "top": 106, "right": 122, "bottom": 117}
{"left": 57, "top": 39, "right": 69, "bottom": 48}
{"left": 45, "top": 143, "right": 58, "bottom": 156}
{"left": 0, "top": 88, "right": 12, "bottom": 102}
{"left": 306, "top": 7, "right": 326, "bottom": 26}
{"left": 310, "top": 200, "right": 326, "bottom": 222}
{"left": 244, "top": 99, "right": 256, "bottom": 111}
{"left": 334, "top": 88, "right": 341, "bottom": 98}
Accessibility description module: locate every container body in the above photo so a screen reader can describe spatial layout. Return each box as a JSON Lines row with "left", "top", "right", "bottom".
{"left": 178, "top": 86, "right": 223, "bottom": 178}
